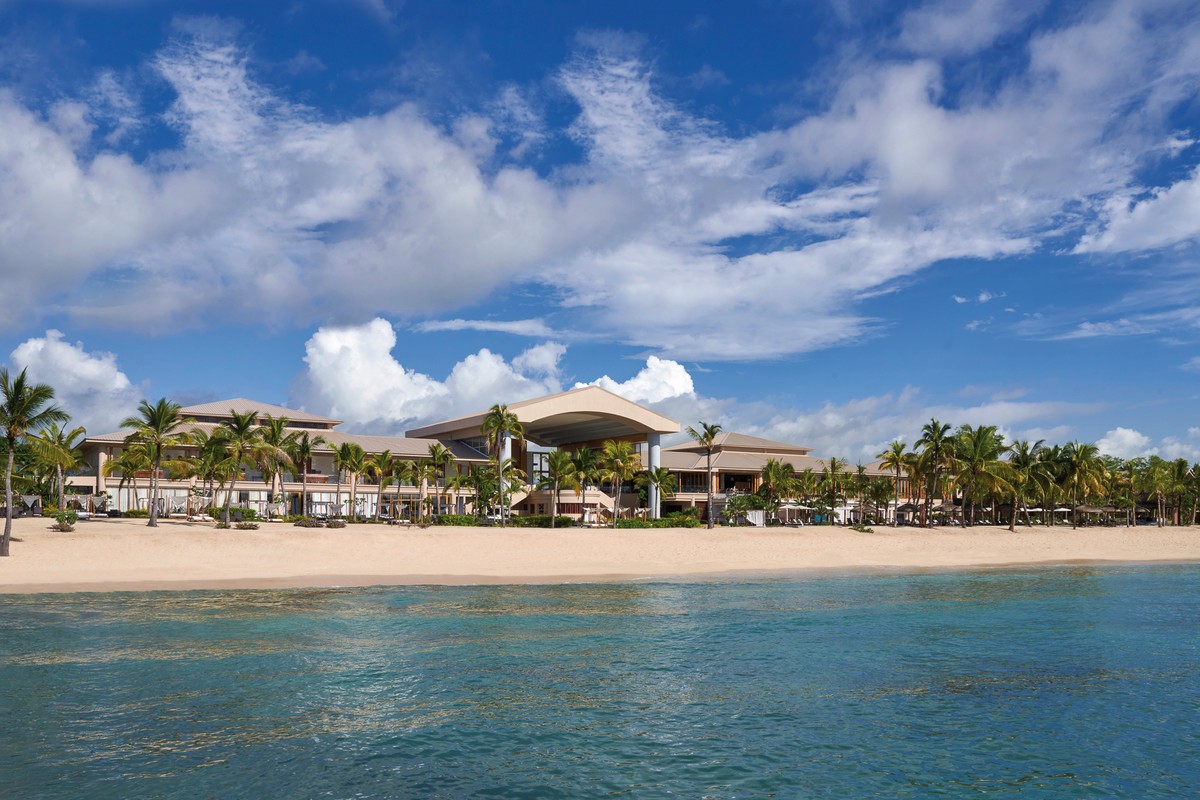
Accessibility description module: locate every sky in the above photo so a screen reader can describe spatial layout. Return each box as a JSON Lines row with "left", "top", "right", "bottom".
{"left": 2, "top": 0, "right": 1200, "bottom": 462}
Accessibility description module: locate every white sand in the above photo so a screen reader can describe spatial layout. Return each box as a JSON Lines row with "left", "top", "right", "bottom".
{"left": 1, "top": 515, "right": 1197, "bottom": 593}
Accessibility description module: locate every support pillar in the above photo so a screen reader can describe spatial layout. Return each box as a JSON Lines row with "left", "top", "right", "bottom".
{"left": 647, "top": 433, "right": 661, "bottom": 519}
{"left": 500, "top": 433, "right": 512, "bottom": 523}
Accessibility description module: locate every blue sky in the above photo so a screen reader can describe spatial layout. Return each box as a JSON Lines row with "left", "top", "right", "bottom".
{"left": 2, "top": 0, "right": 1200, "bottom": 461}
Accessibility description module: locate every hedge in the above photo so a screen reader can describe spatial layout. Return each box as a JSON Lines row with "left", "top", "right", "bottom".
{"left": 615, "top": 518, "right": 703, "bottom": 529}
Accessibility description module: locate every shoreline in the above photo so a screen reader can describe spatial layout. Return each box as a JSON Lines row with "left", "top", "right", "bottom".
{"left": 2, "top": 516, "right": 1198, "bottom": 594}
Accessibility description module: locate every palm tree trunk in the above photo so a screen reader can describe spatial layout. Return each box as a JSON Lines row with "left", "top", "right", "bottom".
{"left": 706, "top": 451, "right": 714, "bottom": 529}
{"left": 57, "top": 464, "right": 66, "bottom": 514}
{"left": 302, "top": 470, "right": 309, "bottom": 518}
{"left": 551, "top": 479, "right": 558, "bottom": 528}
{"left": 335, "top": 472, "right": 342, "bottom": 519}
{"left": 149, "top": 456, "right": 160, "bottom": 527}
{"left": 612, "top": 477, "right": 621, "bottom": 530}
{"left": 3, "top": 445, "right": 14, "bottom": 556}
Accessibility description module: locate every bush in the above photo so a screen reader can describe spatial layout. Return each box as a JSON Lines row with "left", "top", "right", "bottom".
{"left": 508, "top": 515, "right": 576, "bottom": 528}
{"left": 432, "top": 514, "right": 478, "bottom": 526}
{"left": 52, "top": 510, "right": 77, "bottom": 532}
{"left": 235, "top": 521, "right": 260, "bottom": 530}
{"left": 666, "top": 507, "right": 701, "bottom": 521}
{"left": 125, "top": 509, "right": 149, "bottom": 518}
{"left": 294, "top": 518, "right": 324, "bottom": 528}
{"left": 616, "top": 517, "right": 703, "bottom": 529}
{"left": 849, "top": 522, "right": 874, "bottom": 533}
{"left": 326, "top": 519, "right": 347, "bottom": 529}
{"left": 43, "top": 503, "right": 59, "bottom": 517}
{"left": 223, "top": 507, "right": 258, "bottom": 522}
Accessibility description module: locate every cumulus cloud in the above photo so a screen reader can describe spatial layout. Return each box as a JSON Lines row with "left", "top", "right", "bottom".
{"left": 2, "top": 3, "right": 1200, "bottom": 360}
{"left": 291, "top": 318, "right": 572, "bottom": 433}
{"left": 1097, "top": 426, "right": 1200, "bottom": 461}
{"left": 577, "top": 356, "right": 695, "bottom": 404}
{"left": 8, "top": 330, "right": 143, "bottom": 433}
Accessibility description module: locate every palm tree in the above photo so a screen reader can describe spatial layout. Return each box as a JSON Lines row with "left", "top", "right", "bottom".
{"left": 427, "top": 442, "right": 455, "bottom": 517}
{"left": 214, "top": 408, "right": 261, "bottom": 525}
{"left": 481, "top": 405, "right": 524, "bottom": 527}
{"left": 288, "top": 431, "right": 327, "bottom": 517}
{"left": 1006, "top": 439, "right": 1046, "bottom": 531}
{"left": 638, "top": 466, "right": 677, "bottom": 519}
{"left": 685, "top": 421, "right": 723, "bottom": 529}
{"left": 915, "top": 419, "right": 953, "bottom": 528}
{"left": 1061, "top": 440, "right": 1105, "bottom": 529}
{"left": 103, "top": 446, "right": 150, "bottom": 516}
{"left": 331, "top": 442, "right": 362, "bottom": 519}
{"left": 364, "top": 449, "right": 393, "bottom": 521}
{"left": 949, "top": 425, "right": 1012, "bottom": 527}
{"left": 338, "top": 443, "right": 366, "bottom": 520}
{"left": 876, "top": 441, "right": 908, "bottom": 526}
{"left": 822, "top": 456, "right": 847, "bottom": 525}
{"left": 29, "top": 422, "right": 87, "bottom": 514}
{"left": 599, "top": 439, "right": 639, "bottom": 528}
{"left": 120, "top": 398, "right": 194, "bottom": 528}
{"left": 538, "top": 449, "right": 581, "bottom": 526}
{"left": 257, "top": 415, "right": 298, "bottom": 516}
{"left": 1, "top": 369, "right": 68, "bottom": 555}
{"left": 573, "top": 447, "right": 601, "bottom": 525}
{"left": 759, "top": 457, "right": 797, "bottom": 523}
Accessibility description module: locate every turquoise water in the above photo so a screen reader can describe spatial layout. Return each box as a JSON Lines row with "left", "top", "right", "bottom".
{"left": 2, "top": 566, "right": 1198, "bottom": 798}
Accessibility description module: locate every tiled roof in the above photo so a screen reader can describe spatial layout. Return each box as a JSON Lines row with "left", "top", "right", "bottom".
{"left": 180, "top": 398, "right": 341, "bottom": 425}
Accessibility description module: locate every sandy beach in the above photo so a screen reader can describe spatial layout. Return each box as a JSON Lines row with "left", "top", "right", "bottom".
{"left": 0, "top": 515, "right": 1196, "bottom": 593}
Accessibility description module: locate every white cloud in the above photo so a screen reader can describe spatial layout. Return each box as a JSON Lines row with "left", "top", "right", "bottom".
{"left": 898, "top": 0, "right": 1043, "bottom": 57}
{"left": 1096, "top": 426, "right": 1152, "bottom": 459}
{"left": 290, "top": 318, "right": 569, "bottom": 433}
{"left": 1096, "top": 425, "right": 1200, "bottom": 461}
{"left": 414, "top": 318, "right": 555, "bottom": 337}
{"left": 1182, "top": 357, "right": 1200, "bottom": 372}
{"left": 8, "top": 330, "right": 143, "bottom": 433}
{"left": 1075, "top": 165, "right": 1200, "bottom": 254}
{"left": 578, "top": 355, "right": 695, "bottom": 404}
{"left": 2, "top": 4, "right": 1200, "bottom": 362}
{"left": 952, "top": 294, "right": 969, "bottom": 303}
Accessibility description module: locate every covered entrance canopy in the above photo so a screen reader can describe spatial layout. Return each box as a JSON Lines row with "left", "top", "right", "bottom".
{"left": 406, "top": 385, "right": 680, "bottom": 448}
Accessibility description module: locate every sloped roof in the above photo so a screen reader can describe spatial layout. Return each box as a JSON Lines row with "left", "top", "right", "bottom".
{"left": 180, "top": 398, "right": 341, "bottom": 426}
{"left": 665, "top": 431, "right": 813, "bottom": 456}
{"left": 82, "top": 422, "right": 485, "bottom": 461}
{"left": 406, "top": 385, "right": 679, "bottom": 445}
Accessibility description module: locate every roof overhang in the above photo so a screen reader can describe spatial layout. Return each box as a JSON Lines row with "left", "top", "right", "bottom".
{"left": 406, "top": 386, "right": 680, "bottom": 447}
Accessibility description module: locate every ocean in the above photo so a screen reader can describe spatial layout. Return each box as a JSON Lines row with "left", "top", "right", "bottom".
{"left": 2, "top": 565, "right": 1198, "bottom": 798}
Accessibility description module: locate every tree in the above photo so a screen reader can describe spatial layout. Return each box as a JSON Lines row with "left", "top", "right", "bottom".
{"left": 1061, "top": 440, "right": 1105, "bottom": 529}
{"left": 427, "top": 442, "right": 456, "bottom": 517}
{"left": 915, "top": 419, "right": 953, "bottom": 528}
{"left": 1, "top": 369, "right": 68, "bottom": 555}
{"left": 29, "top": 422, "right": 87, "bottom": 514}
{"left": 685, "top": 421, "right": 723, "bottom": 529}
{"left": 257, "top": 415, "right": 298, "bottom": 516}
{"left": 876, "top": 441, "right": 908, "bottom": 526}
{"left": 335, "top": 442, "right": 366, "bottom": 520}
{"left": 121, "top": 398, "right": 194, "bottom": 528}
{"left": 758, "top": 457, "right": 797, "bottom": 522}
{"left": 364, "top": 449, "right": 393, "bottom": 521}
{"left": 481, "top": 405, "right": 524, "bottom": 527}
{"left": 103, "top": 445, "right": 150, "bottom": 516}
{"left": 599, "top": 439, "right": 639, "bottom": 528}
{"left": 821, "top": 456, "right": 848, "bottom": 525}
{"left": 949, "top": 425, "right": 1012, "bottom": 526}
{"left": 213, "top": 409, "right": 263, "bottom": 524}
{"left": 573, "top": 447, "right": 601, "bottom": 525}
{"left": 288, "top": 431, "right": 327, "bottom": 517}
{"left": 1006, "top": 439, "right": 1046, "bottom": 530}
{"left": 638, "top": 466, "right": 677, "bottom": 519}
{"left": 538, "top": 449, "right": 581, "bottom": 526}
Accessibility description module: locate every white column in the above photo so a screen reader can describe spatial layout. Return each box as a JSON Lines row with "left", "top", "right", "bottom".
{"left": 647, "top": 433, "right": 661, "bottom": 519}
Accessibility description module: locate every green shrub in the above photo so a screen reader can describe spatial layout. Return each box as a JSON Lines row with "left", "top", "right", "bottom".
{"left": 666, "top": 507, "right": 701, "bottom": 521}
{"left": 223, "top": 507, "right": 258, "bottom": 522}
{"left": 616, "top": 517, "right": 702, "bottom": 529}
{"left": 52, "top": 510, "right": 77, "bottom": 532}
{"left": 849, "top": 522, "right": 874, "bottom": 533}
{"left": 326, "top": 519, "right": 347, "bottom": 529}
{"left": 235, "top": 521, "right": 260, "bottom": 530}
{"left": 432, "top": 514, "right": 478, "bottom": 526}
{"left": 43, "top": 503, "right": 59, "bottom": 517}
{"left": 125, "top": 509, "right": 149, "bottom": 518}
{"left": 294, "top": 518, "right": 323, "bottom": 528}
{"left": 508, "top": 515, "right": 576, "bottom": 528}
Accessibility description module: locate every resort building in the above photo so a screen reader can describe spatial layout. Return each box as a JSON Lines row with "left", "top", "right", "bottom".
{"left": 73, "top": 387, "right": 891, "bottom": 521}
